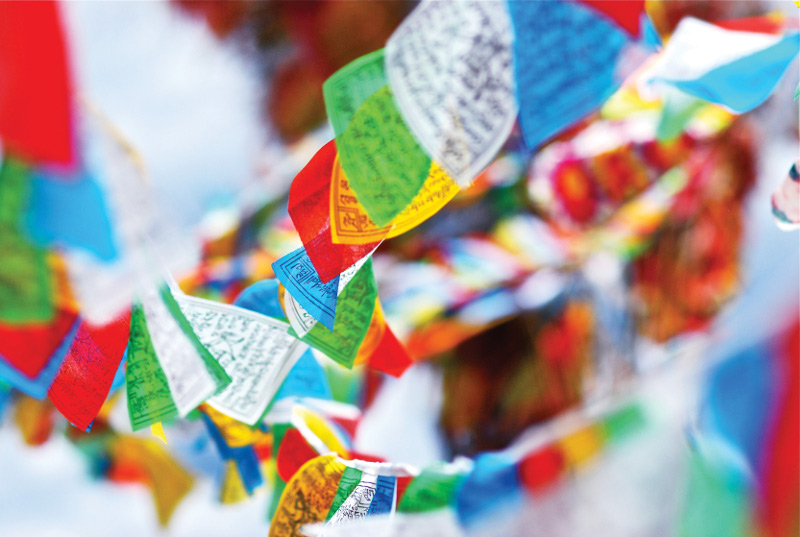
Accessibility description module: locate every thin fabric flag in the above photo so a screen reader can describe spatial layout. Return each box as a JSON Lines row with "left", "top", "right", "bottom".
{"left": 642, "top": 17, "right": 800, "bottom": 113}
{"left": 48, "top": 313, "right": 131, "bottom": 430}
{"left": 176, "top": 293, "right": 308, "bottom": 425}
{"left": 288, "top": 140, "right": 379, "bottom": 283}
{"left": 0, "top": 0, "right": 75, "bottom": 166}
{"left": 385, "top": 0, "right": 518, "bottom": 187}
{"left": 509, "top": 0, "right": 649, "bottom": 149}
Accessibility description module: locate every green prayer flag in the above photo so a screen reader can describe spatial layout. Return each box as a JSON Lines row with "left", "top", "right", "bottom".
{"left": 126, "top": 303, "right": 178, "bottom": 431}
{"left": 296, "top": 259, "right": 376, "bottom": 369}
{"left": 337, "top": 86, "right": 431, "bottom": 226}
{"left": 325, "top": 466, "right": 363, "bottom": 521}
{"left": 0, "top": 157, "right": 54, "bottom": 324}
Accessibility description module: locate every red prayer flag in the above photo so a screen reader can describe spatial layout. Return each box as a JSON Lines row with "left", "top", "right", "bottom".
{"left": 48, "top": 312, "right": 131, "bottom": 430}
{"left": 276, "top": 427, "right": 319, "bottom": 482}
{"left": 368, "top": 324, "right": 412, "bottom": 378}
{"left": 0, "top": 309, "right": 78, "bottom": 379}
{"left": 288, "top": 140, "right": 381, "bottom": 283}
{"left": 0, "top": 1, "right": 75, "bottom": 166}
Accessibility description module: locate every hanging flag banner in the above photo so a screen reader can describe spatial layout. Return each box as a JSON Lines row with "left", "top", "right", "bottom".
{"left": 366, "top": 475, "right": 397, "bottom": 516}
{"left": 269, "top": 454, "right": 348, "bottom": 537}
{"left": 323, "top": 49, "right": 388, "bottom": 138}
{"left": 0, "top": 0, "right": 75, "bottom": 166}
{"left": 327, "top": 472, "right": 378, "bottom": 525}
{"left": 386, "top": 0, "right": 517, "bottom": 186}
{"left": 177, "top": 293, "right": 307, "bottom": 425}
{"left": 0, "top": 309, "right": 79, "bottom": 399}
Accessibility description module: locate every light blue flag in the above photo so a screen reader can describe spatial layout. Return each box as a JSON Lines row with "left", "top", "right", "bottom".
{"left": 25, "top": 169, "right": 119, "bottom": 262}
{"left": 666, "top": 31, "right": 800, "bottom": 113}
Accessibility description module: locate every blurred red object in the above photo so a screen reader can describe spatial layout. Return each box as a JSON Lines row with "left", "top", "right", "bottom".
{"left": 0, "top": 1, "right": 75, "bottom": 167}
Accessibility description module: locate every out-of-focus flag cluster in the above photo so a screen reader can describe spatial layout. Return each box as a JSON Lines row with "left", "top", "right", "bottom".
{"left": 0, "top": 0, "right": 797, "bottom": 533}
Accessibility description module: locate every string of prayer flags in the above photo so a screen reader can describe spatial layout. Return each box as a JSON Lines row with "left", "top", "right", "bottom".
{"left": 326, "top": 468, "right": 374, "bottom": 524}
{"left": 48, "top": 312, "right": 131, "bottom": 430}
{"left": 397, "top": 463, "right": 468, "bottom": 514}
{"left": 771, "top": 161, "right": 800, "bottom": 230}
{"left": 385, "top": 0, "right": 517, "bottom": 186}
{"left": 291, "top": 258, "right": 377, "bottom": 369}
{"left": 0, "top": 0, "right": 75, "bottom": 166}
{"left": 288, "top": 139, "right": 380, "bottom": 283}
{"left": 367, "top": 475, "right": 397, "bottom": 516}
{"left": 177, "top": 293, "right": 307, "bottom": 425}
{"left": 0, "top": 157, "right": 56, "bottom": 324}
{"left": 642, "top": 17, "right": 800, "bottom": 114}
{"left": 325, "top": 467, "right": 363, "bottom": 521}
{"left": 509, "top": 0, "right": 648, "bottom": 149}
